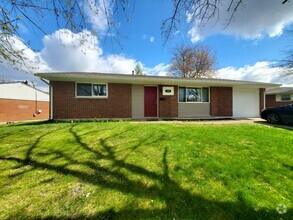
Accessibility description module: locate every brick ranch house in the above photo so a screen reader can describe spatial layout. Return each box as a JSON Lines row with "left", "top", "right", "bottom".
{"left": 265, "top": 87, "right": 293, "bottom": 108}
{"left": 0, "top": 81, "right": 49, "bottom": 122}
{"left": 35, "top": 72, "right": 279, "bottom": 120}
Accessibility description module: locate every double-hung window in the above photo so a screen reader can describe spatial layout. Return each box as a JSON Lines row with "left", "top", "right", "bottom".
{"left": 76, "top": 83, "right": 107, "bottom": 98}
{"left": 179, "top": 87, "right": 209, "bottom": 103}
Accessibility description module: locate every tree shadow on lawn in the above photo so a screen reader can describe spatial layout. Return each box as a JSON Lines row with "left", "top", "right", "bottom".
{"left": 0, "top": 124, "right": 292, "bottom": 219}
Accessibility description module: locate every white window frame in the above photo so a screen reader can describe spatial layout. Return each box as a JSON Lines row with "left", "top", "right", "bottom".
{"left": 178, "top": 86, "right": 210, "bottom": 103}
{"left": 75, "top": 82, "right": 108, "bottom": 99}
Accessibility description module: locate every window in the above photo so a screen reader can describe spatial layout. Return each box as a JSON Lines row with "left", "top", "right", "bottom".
{"left": 179, "top": 87, "right": 209, "bottom": 103}
{"left": 76, "top": 83, "right": 107, "bottom": 97}
{"left": 202, "top": 87, "right": 209, "bottom": 102}
{"left": 77, "top": 83, "right": 91, "bottom": 96}
{"left": 93, "top": 84, "right": 107, "bottom": 96}
{"left": 187, "top": 88, "right": 201, "bottom": 102}
{"left": 281, "top": 94, "right": 291, "bottom": 101}
{"left": 179, "top": 87, "right": 186, "bottom": 102}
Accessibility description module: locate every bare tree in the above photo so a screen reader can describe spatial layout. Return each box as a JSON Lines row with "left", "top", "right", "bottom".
{"left": 280, "top": 49, "right": 293, "bottom": 69}
{"left": 169, "top": 44, "right": 216, "bottom": 78}
{"left": 279, "top": 29, "right": 293, "bottom": 72}
{"left": 162, "top": 0, "right": 246, "bottom": 43}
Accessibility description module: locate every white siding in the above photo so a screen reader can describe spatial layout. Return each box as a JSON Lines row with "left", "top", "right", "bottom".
{"left": 131, "top": 85, "right": 144, "bottom": 118}
{"left": 233, "top": 87, "right": 259, "bottom": 117}
{"left": 276, "top": 94, "right": 293, "bottom": 102}
{"left": 178, "top": 103, "right": 210, "bottom": 117}
{"left": 0, "top": 83, "right": 49, "bottom": 101}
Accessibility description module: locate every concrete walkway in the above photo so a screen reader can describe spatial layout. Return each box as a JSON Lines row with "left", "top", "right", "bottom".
{"left": 131, "top": 118, "right": 264, "bottom": 125}
{"left": 131, "top": 118, "right": 293, "bottom": 129}
{"left": 1, "top": 118, "right": 291, "bottom": 130}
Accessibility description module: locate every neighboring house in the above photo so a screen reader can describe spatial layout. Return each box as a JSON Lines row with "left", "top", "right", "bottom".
{"left": 0, "top": 81, "right": 49, "bottom": 122}
{"left": 265, "top": 87, "right": 293, "bottom": 108}
{"left": 35, "top": 72, "right": 279, "bottom": 120}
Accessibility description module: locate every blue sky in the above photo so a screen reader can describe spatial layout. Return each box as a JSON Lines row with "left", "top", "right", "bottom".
{"left": 0, "top": 0, "right": 293, "bottom": 89}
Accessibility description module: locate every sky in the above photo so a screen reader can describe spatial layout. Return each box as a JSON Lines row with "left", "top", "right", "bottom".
{"left": 0, "top": 0, "right": 293, "bottom": 90}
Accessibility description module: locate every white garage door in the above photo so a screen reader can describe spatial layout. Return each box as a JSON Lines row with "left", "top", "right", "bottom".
{"left": 233, "top": 87, "right": 260, "bottom": 117}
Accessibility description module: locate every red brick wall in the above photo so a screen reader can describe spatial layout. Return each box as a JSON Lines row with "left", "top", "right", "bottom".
{"left": 0, "top": 99, "right": 49, "bottom": 122}
{"left": 158, "top": 85, "right": 178, "bottom": 118}
{"left": 259, "top": 88, "right": 265, "bottom": 112}
{"left": 51, "top": 81, "right": 131, "bottom": 119}
{"left": 210, "top": 87, "right": 232, "bottom": 116}
{"left": 265, "top": 94, "right": 293, "bottom": 108}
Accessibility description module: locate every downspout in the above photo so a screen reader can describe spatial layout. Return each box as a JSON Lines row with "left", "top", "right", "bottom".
{"left": 263, "top": 88, "right": 267, "bottom": 109}
{"left": 40, "top": 78, "right": 53, "bottom": 120}
{"left": 31, "top": 81, "right": 38, "bottom": 117}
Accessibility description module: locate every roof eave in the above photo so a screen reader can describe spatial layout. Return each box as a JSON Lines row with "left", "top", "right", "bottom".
{"left": 35, "top": 72, "right": 281, "bottom": 88}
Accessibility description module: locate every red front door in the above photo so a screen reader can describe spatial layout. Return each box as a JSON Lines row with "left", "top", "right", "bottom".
{"left": 144, "top": 87, "right": 157, "bottom": 117}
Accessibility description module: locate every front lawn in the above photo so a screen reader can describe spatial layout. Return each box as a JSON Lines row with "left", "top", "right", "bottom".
{"left": 0, "top": 121, "right": 292, "bottom": 219}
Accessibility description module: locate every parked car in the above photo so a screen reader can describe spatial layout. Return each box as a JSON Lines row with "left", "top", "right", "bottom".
{"left": 261, "top": 104, "right": 293, "bottom": 124}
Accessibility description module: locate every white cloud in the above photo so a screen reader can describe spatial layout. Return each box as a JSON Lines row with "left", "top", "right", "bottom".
{"left": 188, "top": 0, "right": 293, "bottom": 42}
{"left": 144, "top": 63, "right": 170, "bottom": 76}
{"left": 83, "top": 0, "right": 112, "bottom": 33}
{"left": 142, "top": 34, "right": 155, "bottom": 43}
{"left": 0, "top": 64, "right": 48, "bottom": 91}
{"left": 41, "top": 29, "right": 101, "bottom": 72}
{"left": 0, "top": 34, "right": 51, "bottom": 90}
{"left": 0, "top": 29, "right": 167, "bottom": 90}
{"left": 40, "top": 29, "right": 136, "bottom": 73}
{"left": 0, "top": 35, "right": 49, "bottom": 73}
{"left": 2, "top": 35, "right": 292, "bottom": 92}
{"left": 217, "top": 61, "right": 293, "bottom": 86}
{"left": 0, "top": 36, "right": 51, "bottom": 84}
{"left": 3, "top": 29, "right": 290, "bottom": 92}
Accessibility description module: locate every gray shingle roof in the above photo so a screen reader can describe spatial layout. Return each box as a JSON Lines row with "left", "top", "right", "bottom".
{"left": 266, "top": 87, "right": 293, "bottom": 95}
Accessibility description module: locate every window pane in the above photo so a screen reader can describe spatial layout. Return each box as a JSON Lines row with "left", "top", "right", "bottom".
{"left": 187, "top": 88, "right": 201, "bottom": 102}
{"left": 179, "top": 87, "right": 186, "bottom": 102}
{"left": 77, "top": 83, "right": 91, "bottom": 96}
{"left": 281, "top": 94, "right": 290, "bottom": 101}
{"left": 93, "top": 84, "right": 107, "bottom": 96}
{"left": 202, "top": 87, "right": 209, "bottom": 102}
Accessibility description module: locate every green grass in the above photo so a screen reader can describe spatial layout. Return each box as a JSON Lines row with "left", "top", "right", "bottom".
{"left": 0, "top": 121, "right": 292, "bottom": 219}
